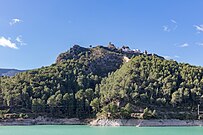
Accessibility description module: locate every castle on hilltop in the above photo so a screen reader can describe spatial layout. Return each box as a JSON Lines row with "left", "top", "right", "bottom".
{"left": 107, "top": 42, "right": 146, "bottom": 55}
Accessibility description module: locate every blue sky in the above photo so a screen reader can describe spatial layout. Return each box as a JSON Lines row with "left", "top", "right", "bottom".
{"left": 0, "top": 0, "right": 203, "bottom": 69}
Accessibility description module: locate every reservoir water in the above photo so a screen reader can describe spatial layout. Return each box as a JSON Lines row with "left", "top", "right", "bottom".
{"left": 0, "top": 125, "right": 202, "bottom": 135}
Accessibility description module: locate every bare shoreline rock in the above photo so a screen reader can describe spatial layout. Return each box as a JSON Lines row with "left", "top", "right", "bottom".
{"left": 89, "top": 119, "right": 203, "bottom": 127}
{"left": 1, "top": 117, "right": 203, "bottom": 126}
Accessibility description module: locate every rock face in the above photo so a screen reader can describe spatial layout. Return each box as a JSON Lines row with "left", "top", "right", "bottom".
{"left": 56, "top": 45, "right": 90, "bottom": 63}
{"left": 90, "top": 119, "right": 203, "bottom": 126}
{"left": 56, "top": 45, "right": 129, "bottom": 77}
{"left": 55, "top": 44, "right": 159, "bottom": 77}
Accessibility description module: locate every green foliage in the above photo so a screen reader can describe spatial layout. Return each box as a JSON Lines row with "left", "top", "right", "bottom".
{"left": 19, "top": 113, "right": 28, "bottom": 119}
{"left": 0, "top": 45, "right": 126, "bottom": 118}
{"left": 142, "top": 108, "right": 156, "bottom": 119}
{"left": 98, "top": 55, "right": 203, "bottom": 119}
{"left": 90, "top": 98, "right": 100, "bottom": 112}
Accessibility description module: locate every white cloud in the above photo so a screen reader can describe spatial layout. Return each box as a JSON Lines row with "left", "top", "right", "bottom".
{"left": 196, "top": 42, "right": 203, "bottom": 46}
{"left": 16, "top": 36, "right": 21, "bottom": 43}
{"left": 163, "top": 25, "right": 170, "bottom": 32}
{"left": 171, "top": 19, "right": 177, "bottom": 24}
{"left": 16, "top": 35, "right": 26, "bottom": 46}
{"left": 163, "top": 19, "right": 178, "bottom": 32}
{"left": 0, "top": 37, "right": 18, "bottom": 49}
{"left": 180, "top": 43, "right": 189, "bottom": 48}
{"left": 194, "top": 25, "right": 203, "bottom": 32}
{"left": 9, "top": 18, "right": 22, "bottom": 26}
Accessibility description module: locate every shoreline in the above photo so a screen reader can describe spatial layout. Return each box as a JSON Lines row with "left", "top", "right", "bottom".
{"left": 0, "top": 117, "right": 87, "bottom": 126}
{"left": 0, "top": 117, "right": 203, "bottom": 126}
{"left": 90, "top": 119, "right": 203, "bottom": 127}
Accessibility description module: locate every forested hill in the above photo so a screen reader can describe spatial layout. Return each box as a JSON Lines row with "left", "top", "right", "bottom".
{"left": 0, "top": 44, "right": 143, "bottom": 119}
{"left": 98, "top": 56, "right": 203, "bottom": 119}
{"left": 0, "top": 44, "right": 203, "bottom": 120}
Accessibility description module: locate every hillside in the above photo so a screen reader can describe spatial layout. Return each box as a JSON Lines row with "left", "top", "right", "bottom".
{"left": 0, "top": 44, "right": 203, "bottom": 120}
{"left": 0, "top": 44, "right": 141, "bottom": 119}
{"left": 97, "top": 55, "right": 203, "bottom": 119}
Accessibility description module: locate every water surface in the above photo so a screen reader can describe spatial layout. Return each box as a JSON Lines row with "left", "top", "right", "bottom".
{"left": 0, "top": 125, "right": 202, "bottom": 135}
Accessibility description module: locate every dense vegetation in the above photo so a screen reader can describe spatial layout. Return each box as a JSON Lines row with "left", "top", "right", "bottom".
{"left": 0, "top": 44, "right": 203, "bottom": 120}
{"left": 97, "top": 55, "right": 203, "bottom": 119}
{"left": 0, "top": 44, "right": 129, "bottom": 119}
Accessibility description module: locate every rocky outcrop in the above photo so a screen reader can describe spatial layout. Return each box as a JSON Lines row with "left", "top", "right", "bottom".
{"left": 56, "top": 45, "right": 125, "bottom": 76}
{"left": 56, "top": 45, "right": 90, "bottom": 63}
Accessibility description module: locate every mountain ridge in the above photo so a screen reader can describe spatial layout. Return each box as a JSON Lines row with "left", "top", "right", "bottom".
{"left": 0, "top": 68, "right": 25, "bottom": 77}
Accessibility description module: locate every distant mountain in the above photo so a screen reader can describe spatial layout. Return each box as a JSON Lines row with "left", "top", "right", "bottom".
{"left": 0, "top": 68, "right": 25, "bottom": 76}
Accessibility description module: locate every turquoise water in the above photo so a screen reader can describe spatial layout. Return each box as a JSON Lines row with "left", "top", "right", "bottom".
{"left": 0, "top": 125, "right": 203, "bottom": 135}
